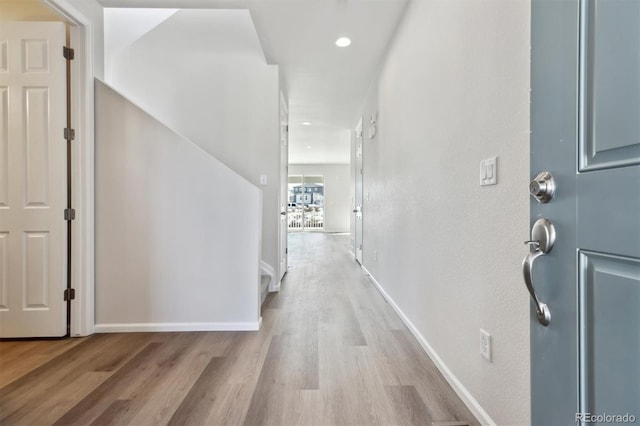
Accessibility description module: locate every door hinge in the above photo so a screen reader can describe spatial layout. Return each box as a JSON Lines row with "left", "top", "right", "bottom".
{"left": 63, "top": 288, "right": 76, "bottom": 301}
{"left": 64, "top": 208, "right": 76, "bottom": 221}
{"left": 63, "top": 46, "right": 75, "bottom": 60}
{"left": 64, "top": 128, "right": 75, "bottom": 141}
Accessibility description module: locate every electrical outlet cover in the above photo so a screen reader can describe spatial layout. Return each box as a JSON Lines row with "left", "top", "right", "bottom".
{"left": 480, "top": 329, "right": 492, "bottom": 361}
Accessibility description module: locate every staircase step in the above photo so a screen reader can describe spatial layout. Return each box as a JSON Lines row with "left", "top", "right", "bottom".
{"left": 261, "top": 274, "right": 271, "bottom": 288}
{"left": 260, "top": 274, "right": 271, "bottom": 305}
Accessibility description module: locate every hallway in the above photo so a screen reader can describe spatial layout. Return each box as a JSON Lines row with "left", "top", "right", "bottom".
{"left": 0, "top": 233, "right": 477, "bottom": 425}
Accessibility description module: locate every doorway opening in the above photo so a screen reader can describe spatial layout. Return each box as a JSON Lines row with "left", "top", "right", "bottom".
{"left": 0, "top": 9, "right": 72, "bottom": 338}
{"left": 0, "top": 0, "right": 94, "bottom": 337}
{"left": 288, "top": 175, "right": 324, "bottom": 231}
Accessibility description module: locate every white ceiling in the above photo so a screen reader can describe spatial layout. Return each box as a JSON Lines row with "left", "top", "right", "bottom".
{"left": 96, "top": 0, "right": 409, "bottom": 164}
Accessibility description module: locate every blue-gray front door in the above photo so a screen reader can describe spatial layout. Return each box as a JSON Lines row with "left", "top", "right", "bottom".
{"left": 531, "top": 0, "right": 640, "bottom": 424}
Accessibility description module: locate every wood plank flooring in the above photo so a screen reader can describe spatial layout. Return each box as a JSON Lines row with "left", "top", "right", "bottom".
{"left": 0, "top": 233, "right": 478, "bottom": 426}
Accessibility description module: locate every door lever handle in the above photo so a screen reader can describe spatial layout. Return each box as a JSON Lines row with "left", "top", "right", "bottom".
{"left": 521, "top": 218, "right": 556, "bottom": 326}
{"left": 522, "top": 246, "right": 551, "bottom": 326}
{"left": 524, "top": 240, "right": 540, "bottom": 249}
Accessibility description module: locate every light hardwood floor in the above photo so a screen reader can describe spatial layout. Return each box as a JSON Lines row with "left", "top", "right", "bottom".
{"left": 0, "top": 233, "right": 478, "bottom": 426}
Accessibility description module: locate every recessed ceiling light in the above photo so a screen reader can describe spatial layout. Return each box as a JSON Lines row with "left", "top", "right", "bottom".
{"left": 301, "top": 121, "right": 312, "bottom": 126}
{"left": 335, "top": 37, "right": 351, "bottom": 47}
{"left": 307, "top": 145, "right": 312, "bottom": 149}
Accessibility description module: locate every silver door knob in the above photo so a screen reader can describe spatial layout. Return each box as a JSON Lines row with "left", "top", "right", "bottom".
{"left": 529, "top": 171, "right": 555, "bottom": 203}
{"left": 522, "top": 218, "right": 555, "bottom": 326}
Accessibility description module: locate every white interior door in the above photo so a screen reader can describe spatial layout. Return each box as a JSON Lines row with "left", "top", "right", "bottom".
{"left": 0, "top": 22, "right": 67, "bottom": 338}
{"left": 278, "top": 94, "right": 288, "bottom": 283}
{"left": 530, "top": 0, "right": 640, "bottom": 423}
{"left": 354, "top": 117, "right": 363, "bottom": 264}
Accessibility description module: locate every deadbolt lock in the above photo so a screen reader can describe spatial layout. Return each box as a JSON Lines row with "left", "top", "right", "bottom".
{"left": 529, "top": 171, "right": 555, "bottom": 204}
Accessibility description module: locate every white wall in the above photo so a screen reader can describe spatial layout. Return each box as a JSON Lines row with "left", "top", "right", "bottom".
{"left": 95, "top": 81, "right": 262, "bottom": 330}
{"left": 289, "top": 164, "right": 351, "bottom": 233}
{"left": 106, "top": 9, "right": 281, "bottom": 278}
{"left": 355, "top": 1, "right": 530, "bottom": 424}
{"left": 103, "top": 8, "right": 177, "bottom": 82}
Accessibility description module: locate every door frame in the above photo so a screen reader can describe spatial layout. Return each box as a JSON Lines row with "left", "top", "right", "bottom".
{"left": 353, "top": 117, "right": 363, "bottom": 264}
{"left": 42, "top": 0, "right": 95, "bottom": 336}
{"left": 275, "top": 91, "right": 288, "bottom": 290}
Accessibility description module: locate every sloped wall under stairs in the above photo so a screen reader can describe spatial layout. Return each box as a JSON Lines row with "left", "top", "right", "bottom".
{"left": 94, "top": 80, "right": 262, "bottom": 331}
{"left": 105, "top": 9, "right": 282, "bottom": 284}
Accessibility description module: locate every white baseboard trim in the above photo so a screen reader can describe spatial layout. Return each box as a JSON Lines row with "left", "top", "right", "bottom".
{"left": 94, "top": 319, "right": 262, "bottom": 333}
{"left": 360, "top": 265, "right": 496, "bottom": 426}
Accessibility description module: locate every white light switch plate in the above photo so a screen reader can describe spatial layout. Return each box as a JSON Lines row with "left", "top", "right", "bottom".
{"left": 480, "top": 157, "right": 497, "bottom": 186}
{"left": 260, "top": 174, "right": 267, "bottom": 185}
